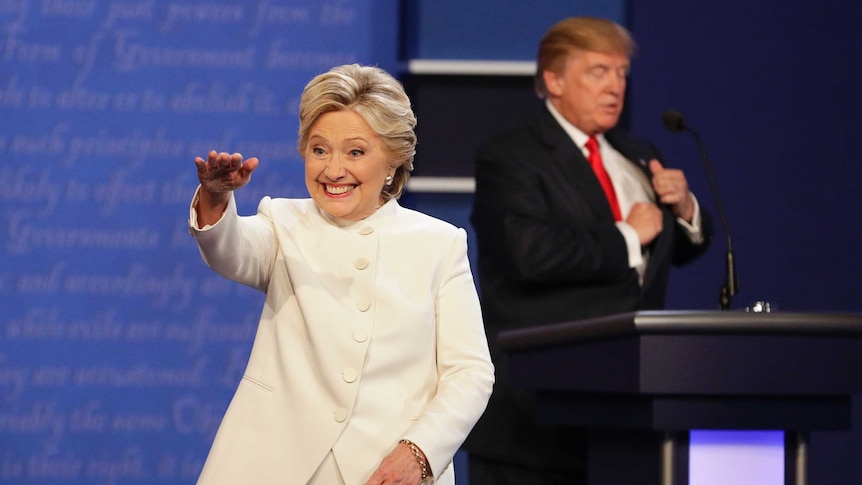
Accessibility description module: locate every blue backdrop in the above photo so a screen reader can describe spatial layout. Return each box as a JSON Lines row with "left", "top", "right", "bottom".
{"left": 1, "top": 1, "right": 397, "bottom": 483}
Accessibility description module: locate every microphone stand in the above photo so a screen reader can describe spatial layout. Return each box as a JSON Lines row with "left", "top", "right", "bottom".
{"left": 684, "top": 124, "right": 738, "bottom": 310}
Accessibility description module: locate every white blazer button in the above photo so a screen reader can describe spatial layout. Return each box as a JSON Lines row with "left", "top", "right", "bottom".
{"left": 359, "top": 226, "right": 374, "bottom": 235}
{"left": 356, "top": 298, "right": 370, "bottom": 312}
{"left": 343, "top": 368, "right": 357, "bottom": 383}
{"left": 354, "top": 257, "right": 369, "bottom": 270}
{"left": 333, "top": 408, "right": 347, "bottom": 422}
{"left": 353, "top": 330, "right": 368, "bottom": 342}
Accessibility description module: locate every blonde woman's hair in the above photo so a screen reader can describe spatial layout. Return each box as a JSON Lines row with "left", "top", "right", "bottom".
{"left": 297, "top": 64, "right": 417, "bottom": 201}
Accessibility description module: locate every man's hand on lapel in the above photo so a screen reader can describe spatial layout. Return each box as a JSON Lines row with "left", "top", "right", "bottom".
{"left": 626, "top": 202, "right": 663, "bottom": 246}
{"left": 649, "top": 160, "right": 694, "bottom": 222}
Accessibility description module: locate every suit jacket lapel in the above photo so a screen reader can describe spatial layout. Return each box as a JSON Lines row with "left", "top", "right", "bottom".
{"left": 605, "top": 128, "right": 655, "bottom": 181}
{"left": 533, "top": 108, "right": 618, "bottom": 222}
{"left": 605, "top": 128, "right": 676, "bottom": 291}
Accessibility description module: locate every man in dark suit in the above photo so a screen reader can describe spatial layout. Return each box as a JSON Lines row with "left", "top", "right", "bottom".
{"left": 464, "top": 17, "right": 712, "bottom": 484}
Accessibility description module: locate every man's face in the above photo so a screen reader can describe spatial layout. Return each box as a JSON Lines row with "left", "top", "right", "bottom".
{"left": 544, "top": 49, "right": 630, "bottom": 135}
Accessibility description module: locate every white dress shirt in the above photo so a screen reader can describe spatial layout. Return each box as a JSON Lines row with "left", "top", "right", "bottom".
{"left": 546, "top": 100, "right": 703, "bottom": 283}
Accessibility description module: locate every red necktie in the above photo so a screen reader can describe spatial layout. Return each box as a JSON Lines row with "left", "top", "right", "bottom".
{"left": 585, "top": 136, "right": 622, "bottom": 221}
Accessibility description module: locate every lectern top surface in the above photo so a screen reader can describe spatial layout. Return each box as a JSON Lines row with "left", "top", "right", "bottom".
{"left": 497, "top": 310, "right": 862, "bottom": 351}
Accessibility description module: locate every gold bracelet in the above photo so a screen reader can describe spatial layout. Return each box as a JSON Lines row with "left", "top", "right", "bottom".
{"left": 399, "top": 439, "right": 429, "bottom": 482}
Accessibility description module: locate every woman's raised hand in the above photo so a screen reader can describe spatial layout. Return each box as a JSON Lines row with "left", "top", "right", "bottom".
{"left": 195, "top": 150, "right": 259, "bottom": 196}
{"left": 193, "top": 150, "right": 260, "bottom": 227}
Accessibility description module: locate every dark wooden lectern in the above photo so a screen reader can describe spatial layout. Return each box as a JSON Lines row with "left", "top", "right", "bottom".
{"left": 497, "top": 310, "right": 862, "bottom": 485}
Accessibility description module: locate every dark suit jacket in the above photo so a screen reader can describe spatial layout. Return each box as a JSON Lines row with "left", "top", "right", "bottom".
{"left": 464, "top": 105, "right": 712, "bottom": 470}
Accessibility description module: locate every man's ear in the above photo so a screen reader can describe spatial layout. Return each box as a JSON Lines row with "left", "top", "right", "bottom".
{"left": 543, "top": 69, "right": 563, "bottom": 97}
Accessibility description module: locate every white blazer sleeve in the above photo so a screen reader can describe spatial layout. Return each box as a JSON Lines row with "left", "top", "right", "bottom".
{"left": 188, "top": 188, "right": 277, "bottom": 292}
{"left": 403, "top": 228, "right": 495, "bottom": 478}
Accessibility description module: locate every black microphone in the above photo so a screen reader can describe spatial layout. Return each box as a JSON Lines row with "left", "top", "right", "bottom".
{"left": 662, "top": 110, "right": 738, "bottom": 310}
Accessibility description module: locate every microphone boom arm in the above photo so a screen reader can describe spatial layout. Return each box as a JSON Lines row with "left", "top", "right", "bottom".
{"left": 663, "top": 110, "right": 738, "bottom": 310}
{"left": 689, "top": 125, "right": 737, "bottom": 308}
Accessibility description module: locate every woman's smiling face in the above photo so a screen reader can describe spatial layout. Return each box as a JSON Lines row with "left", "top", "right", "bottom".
{"left": 304, "top": 109, "right": 394, "bottom": 221}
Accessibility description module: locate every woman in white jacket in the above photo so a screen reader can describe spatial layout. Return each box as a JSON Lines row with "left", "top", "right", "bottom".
{"left": 189, "top": 64, "right": 494, "bottom": 485}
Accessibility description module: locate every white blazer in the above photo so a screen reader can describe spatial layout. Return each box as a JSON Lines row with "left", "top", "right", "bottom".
{"left": 189, "top": 191, "right": 494, "bottom": 485}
